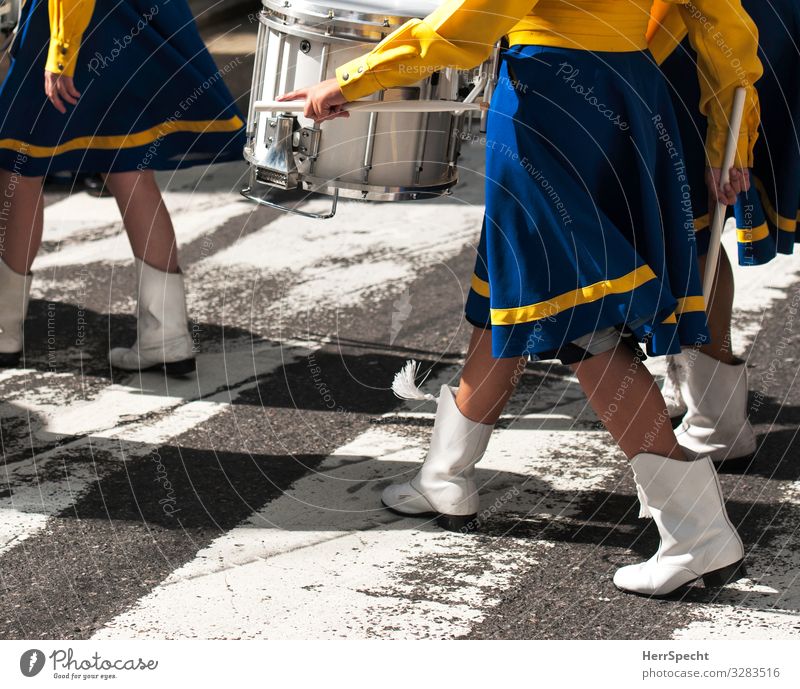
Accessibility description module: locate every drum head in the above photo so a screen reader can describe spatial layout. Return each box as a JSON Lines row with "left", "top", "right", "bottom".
{"left": 264, "top": 0, "right": 443, "bottom": 21}
{"left": 314, "top": 0, "right": 442, "bottom": 16}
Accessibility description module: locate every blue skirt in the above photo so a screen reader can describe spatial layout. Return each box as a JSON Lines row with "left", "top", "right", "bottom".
{"left": 0, "top": 0, "right": 245, "bottom": 175}
{"left": 465, "top": 45, "right": 709, "bottom": 360}
{"left": 659, "top": 0, "right": 800, "bottom": 266}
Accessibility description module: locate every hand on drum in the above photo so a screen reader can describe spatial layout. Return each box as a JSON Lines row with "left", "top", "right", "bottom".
{"left": 706, "top": 166, "right": 750, "bottom": 207}
{"left": 278, "top": 78, "right": 349, "bottom": 123}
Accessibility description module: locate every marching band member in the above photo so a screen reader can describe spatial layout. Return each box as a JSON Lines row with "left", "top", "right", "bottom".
{"left": 650, "top": 0, "right": 800, "bottom": 466}
{"left": 281, "top": 0, "right": 761, "bottom": 597}
{"left": 0, "top": 0, "right": 245, "bottom": 374}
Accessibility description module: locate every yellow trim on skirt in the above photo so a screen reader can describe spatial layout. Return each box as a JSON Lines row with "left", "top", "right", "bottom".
{"left": 754, "top": 178, "right": 798, "bottom": 233}
{"left": 490, "top": 265, "right": 658, "bottom": 326}
{"left": 0, "top": 116, "right": 244, "bottom": 158}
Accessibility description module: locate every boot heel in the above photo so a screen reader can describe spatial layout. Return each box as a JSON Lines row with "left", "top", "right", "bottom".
{"left": 702, "top": 560, "right": 746, "bottom": 588}
{"left": 162, "top": 358, "right": 197, "bottom": 376}
{"left": 436, "top": 513, "right": 479, "bottom": 534}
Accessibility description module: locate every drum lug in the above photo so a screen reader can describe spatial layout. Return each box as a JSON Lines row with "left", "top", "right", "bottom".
{"left": 260, "top": 114, "right": 299, "bottom": 189}
{"left": 294, "top": 128, "right": 321, "bottom": 159}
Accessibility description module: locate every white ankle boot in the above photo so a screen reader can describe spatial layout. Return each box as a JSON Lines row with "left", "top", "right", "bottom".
{"left": 676, "top": 350, "right": 756, "bottom": 463}
{"left": 109, "top": 259, "right": 196, "bottom": 376}
{"left": 381, "top": 383, "right": 494, "bottom": 532}
{"left": 0, "top": 259, "right": 33, "bottom": 368}
{"left": 661, "top": 354, "right": 687, "bottom": 422}
{"left": 614, "top": 454, "right": 746, "bottom": 597}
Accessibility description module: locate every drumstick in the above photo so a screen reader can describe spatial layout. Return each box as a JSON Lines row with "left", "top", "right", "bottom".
{"left": 254, "top": 99, "right": 489, "bottom": 114}
{"left": 703, "top": 86, "right": 747, "bottom": 301}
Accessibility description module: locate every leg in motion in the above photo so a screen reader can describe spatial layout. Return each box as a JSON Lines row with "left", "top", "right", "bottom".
{"left": 382, "top": 328, "right": 524, "bottom": 531}
{"left": 104, "top": 171, "right": 195, "bottom": 375}
{"left": 575, "top": 344, "right": 745, "bottom": 597}
{"left": 104, "top": 170, "right": 179, "bottom": 274}
{"left": 672, "top": 246, "right": 756, "bottom": 464}
{"left": 0, "top": 173, "right": 43, "bottom": 367}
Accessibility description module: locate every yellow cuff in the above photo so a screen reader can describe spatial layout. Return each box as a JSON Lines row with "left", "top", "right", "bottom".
{"left": 336, "top": 58, "right": 385, "bottom": 102}
{"left": 46, "top": 39, "right": 78, "bottom": 78}
{"left": 705, "top": 128, "right": 754, "bottom": 169}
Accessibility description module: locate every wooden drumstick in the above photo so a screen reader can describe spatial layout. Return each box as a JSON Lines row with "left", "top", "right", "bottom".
{"left": 254, "top": 99, "right": 490, "bottom": 114}
{"left": 703, "top": 87, "right": 747, "bottom": 301}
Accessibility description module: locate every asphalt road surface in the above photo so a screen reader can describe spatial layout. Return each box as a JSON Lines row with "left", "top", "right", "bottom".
{"left": 0, "top": 11, "right": 799, "bottom": 641}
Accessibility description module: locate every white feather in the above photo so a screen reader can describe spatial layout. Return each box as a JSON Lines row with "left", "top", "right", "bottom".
{"left": 391, "top": 360, "right": 437, "bottom": 401}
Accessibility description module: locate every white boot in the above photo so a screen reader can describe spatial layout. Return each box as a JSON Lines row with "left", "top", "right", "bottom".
{"left": 614, "top": 454, "right": 746, "bottom": 597}
{"left": 0, "top": 259, "right": 33, "bottom": 368}
{"left": 109, "top": 259, "right": 196, "bottom": 376}
{"left": 676, "top": 350, "right": 756, "bottom": 463}
{"left": 661, "top": 353, "right": 687, "bottom": 422}
{"left": 382, "top": 383, "right": 494, "bottom": 532}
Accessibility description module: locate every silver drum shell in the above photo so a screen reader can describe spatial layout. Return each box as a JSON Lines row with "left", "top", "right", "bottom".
{"left": 245, "top": 7, "right": 462, "bottom": 201}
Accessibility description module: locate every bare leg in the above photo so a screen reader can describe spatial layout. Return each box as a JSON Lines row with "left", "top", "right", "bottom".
{"left": 698, "top": 246, "right": 736, "bottom": 364}
{"left": 455, "top": 327, "right": 685, "bottom": 460}
{"left": 572, "top": 345, "right": 686, "bottom": 460}
{"left": 103, "top": 170, "right": 179, "bottom": 274}
{"left": 455, "top": 327, "right": 525, "bottom": 424}
{"left": 0, "top": 172, "right": 44, "bottom": 274}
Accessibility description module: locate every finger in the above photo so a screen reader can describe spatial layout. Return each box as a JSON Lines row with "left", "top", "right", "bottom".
{"left": 50, "top": 92, "right": 67, "bottom": 114}
{"left": 318, "top": 110, "right": 342, "bottom": 122}
{"left": 720, "top": 183, "right": 736, "bottom": 205}
{"left": 728, "top": 169, "right": 742, "bottom": 196}
{"left": 64, "top": 79, "right": 81, "bottom": 100}
{"left": 277, "top": 88, "right": 305, "bottom": 102}
{"left": 731, "top": 168, "right": 751, "bottom": 195}
{"left": 323, "top": 105, "right": 349, "bottom": 121}
{"left": 57, "top": 81, "right": 78, "bottom": 106}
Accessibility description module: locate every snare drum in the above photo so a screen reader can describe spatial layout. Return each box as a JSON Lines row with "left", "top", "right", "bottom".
{"left": 244, "top": 0, "right": 468, "bottom": 216}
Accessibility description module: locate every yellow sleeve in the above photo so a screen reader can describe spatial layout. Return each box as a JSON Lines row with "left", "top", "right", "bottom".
{"left": 647, "top": 1, "right": 687, "bottom": 61}
{"left": 336, "top": 0, "right": 539, "bottom": 101}
{"left": 656, "top": 0, "right": 762, "bottom": 168}
{"left": 46, "top": 0, "right": 96, "bottom": 78}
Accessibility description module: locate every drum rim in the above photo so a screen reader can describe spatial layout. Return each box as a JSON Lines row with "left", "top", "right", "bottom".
{"left": 302, "top": 173, "right": 458, "bottom": 202}
{"left": 262, "top": 0, "right": 440, "bottom": 21}
{"left": 259, "top": 10, "right": 384, "bottom": 44}
{"left": 261, "top": 0, "right": 435, "bottom": 39}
